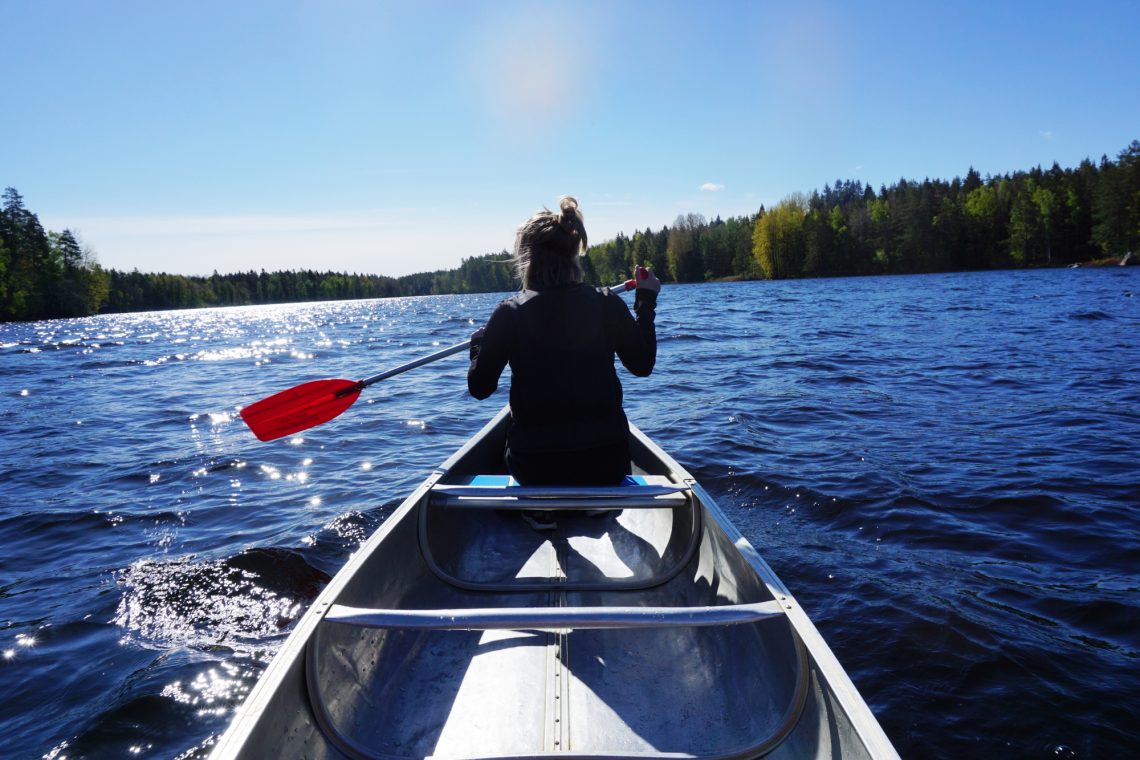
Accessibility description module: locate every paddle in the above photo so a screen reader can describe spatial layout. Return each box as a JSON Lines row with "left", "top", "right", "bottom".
{"left": 240, "top": 275, "right": 643, "bottom": 441}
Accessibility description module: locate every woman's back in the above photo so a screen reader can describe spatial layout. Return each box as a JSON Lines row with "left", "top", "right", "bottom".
{"left": 467, "top": 196, "right": 660, "bottom": 488}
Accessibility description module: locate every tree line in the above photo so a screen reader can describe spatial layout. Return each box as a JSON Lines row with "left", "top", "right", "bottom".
{"left": 97, "top": 251, "right": 516, "bottom": 316}
{"left": 585, "top": 140, "right": 1138, "bottom": 285}
{"left": 3, "top": 141, "right": 1137, "bottom": 322}
{"left": 0, "top": 182, "right": 517, "bottom": 321}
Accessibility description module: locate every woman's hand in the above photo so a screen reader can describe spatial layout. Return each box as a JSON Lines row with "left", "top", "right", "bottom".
{"left": 469, "top": 325, "right": 486, "bottom": 361}
{"left": 634, "top": 266, "right": 661, "bottom": 293}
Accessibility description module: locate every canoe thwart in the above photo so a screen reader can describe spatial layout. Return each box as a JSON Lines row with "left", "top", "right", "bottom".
{"left": 431, "top": 483, "right": 688, "bottom": 498}
{"left": 429, "top": 479, "right": 689, "bottom": 510}
{"left": 429, "top": 494, "right": 686, "bottom": 510}
{"left": 323, "top": 600, "right": 785, "bottom": 630}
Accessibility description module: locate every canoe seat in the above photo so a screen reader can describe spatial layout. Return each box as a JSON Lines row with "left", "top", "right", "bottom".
{"left": 429, "top": 474, "right": 688, "bottom": 510}
{"left": 323, "top": 600, "right": 785, "bottom": 630}
{"left": 419, "top": 473, "right": 701, "bottom": 592}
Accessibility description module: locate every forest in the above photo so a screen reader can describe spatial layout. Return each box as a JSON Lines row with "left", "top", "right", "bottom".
{"left": 2, "top": 141, "right": 1137, "bottom": 322}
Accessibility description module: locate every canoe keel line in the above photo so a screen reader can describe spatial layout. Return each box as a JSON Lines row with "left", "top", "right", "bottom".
{"left": 211, "top": 407, "right": 899, "bottom": 759}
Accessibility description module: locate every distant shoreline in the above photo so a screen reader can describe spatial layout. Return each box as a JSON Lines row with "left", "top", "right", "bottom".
{"left": 2, "top": 260, "right": 1136, "bottom": 325}
{"left": 4, "top": 140, "right": 1137, "bottom": 322}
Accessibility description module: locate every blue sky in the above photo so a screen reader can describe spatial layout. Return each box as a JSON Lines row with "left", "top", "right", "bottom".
{"left": 3, "top": 0, "right": 1138, "bottom": 277}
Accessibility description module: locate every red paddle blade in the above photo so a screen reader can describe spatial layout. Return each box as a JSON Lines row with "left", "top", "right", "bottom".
{"left": 240, "top": 378, "right": 362, "bottom": 441}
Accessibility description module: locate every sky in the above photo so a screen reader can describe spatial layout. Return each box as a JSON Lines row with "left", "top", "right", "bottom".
{"left": 3, "top": 0, "right": 1138, "bottom": 278}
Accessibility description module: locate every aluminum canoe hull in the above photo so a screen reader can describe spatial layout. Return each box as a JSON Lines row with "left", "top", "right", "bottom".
{"left": 211, "top": 407, "right": 898, "bottom": 759}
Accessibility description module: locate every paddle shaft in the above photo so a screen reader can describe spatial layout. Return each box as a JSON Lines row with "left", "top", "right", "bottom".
{"left": 357, "top": 340, "right": 471, "bottom": 390}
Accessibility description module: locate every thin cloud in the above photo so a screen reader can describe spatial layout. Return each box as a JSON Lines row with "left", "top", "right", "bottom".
{"left": 1040, "top": 130, "right": 1055, "bottom": 140}
{"left": 699, "top": 183, "right": 725, "bottom": 192}
{"left": 56, "top": 210, "right": 434, "bottom": 239}
{"left": 42, "top": 208, "right": 509, "bottom": 277}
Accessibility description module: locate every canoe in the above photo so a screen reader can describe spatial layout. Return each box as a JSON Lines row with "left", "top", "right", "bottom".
{"left": 211, "top": 406, "right": 899, "bottom": 759}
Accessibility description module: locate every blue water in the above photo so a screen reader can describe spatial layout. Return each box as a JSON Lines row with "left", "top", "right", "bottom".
{"left": 2, "top": 269, "right": 1138, "bottom": 759}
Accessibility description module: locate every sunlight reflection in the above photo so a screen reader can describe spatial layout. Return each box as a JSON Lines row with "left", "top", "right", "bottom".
{"left": 515, "top": 540, "right": 560, "bottom": 579}
{"left": 161, "top": 661, "right": 248, "bottom": 717}
{"left": 615, "top": 509, "right": 669, "bottom": 558}
{"left": 194, "top": 347, "right": 267, "bottom": 362}
{"left": 567, "top": 534, "right": 633, "bottom": 578}
{"left": 114, "top": 556, "right": 309, "bottom": 651}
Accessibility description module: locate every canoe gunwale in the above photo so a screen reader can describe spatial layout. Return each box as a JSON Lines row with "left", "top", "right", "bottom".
{"left": 210, "top": 465, "right": 445, "bottom": 760}
{"left": 634, "top": 422, "right": 899, "bottom": 757}
{"left": 682, "top": 475, "right": 900, "bottom": 759}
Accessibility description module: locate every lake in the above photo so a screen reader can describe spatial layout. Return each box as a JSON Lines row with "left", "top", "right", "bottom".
{"left": 1, "top": 268, "right": 1138, "bottom": 758}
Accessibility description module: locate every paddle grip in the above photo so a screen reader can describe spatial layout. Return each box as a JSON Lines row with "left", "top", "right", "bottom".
{"left": 614, "top": 267, "right": 650, "bottom": 292}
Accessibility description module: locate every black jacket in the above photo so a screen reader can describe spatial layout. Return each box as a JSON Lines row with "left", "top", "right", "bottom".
{"left": 468, "top": 284, "right": 657, "bottom": 453}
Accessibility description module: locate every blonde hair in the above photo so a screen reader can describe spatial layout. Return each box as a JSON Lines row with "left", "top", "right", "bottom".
{"left": 514, "top": 196, "right": 588, "bottom": 290}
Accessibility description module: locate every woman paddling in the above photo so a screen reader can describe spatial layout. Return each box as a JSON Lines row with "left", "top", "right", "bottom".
{"left": 467, "top": 196, "right": 660, "bottom": 515}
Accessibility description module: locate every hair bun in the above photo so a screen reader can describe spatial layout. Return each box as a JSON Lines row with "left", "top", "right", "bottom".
{"left": 557, "top": 196, "right": 584, "bottom": 243}
{"left": 549, "top": 195, "right": 587, "bottom": 255}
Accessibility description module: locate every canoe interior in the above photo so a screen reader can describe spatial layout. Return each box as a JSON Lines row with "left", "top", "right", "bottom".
{"left": 213, "top": 409, "right": 895, "bottom": 759}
